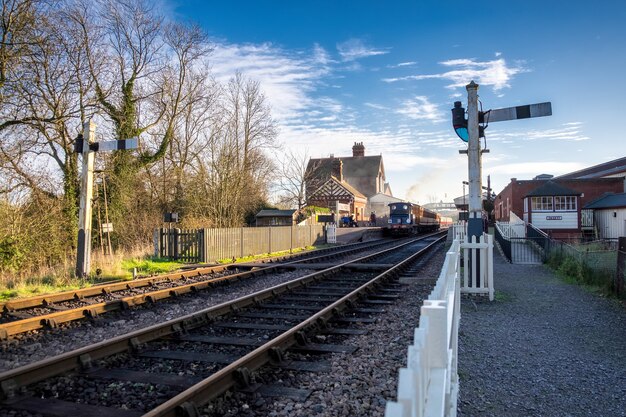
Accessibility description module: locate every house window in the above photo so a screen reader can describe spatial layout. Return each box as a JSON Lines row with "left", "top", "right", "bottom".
{"left": 554, "top": 196, "right": 577, "bottom": 211}
{"left": 531, "top": 196, "right": 553, "bottom": 211}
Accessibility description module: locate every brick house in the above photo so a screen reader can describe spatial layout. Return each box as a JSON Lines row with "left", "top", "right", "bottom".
{"left": 495, "top": 173, "right": 624, "bottom": 239}
{"left": 305, "top": 142, "right": 391, "bottom": 222}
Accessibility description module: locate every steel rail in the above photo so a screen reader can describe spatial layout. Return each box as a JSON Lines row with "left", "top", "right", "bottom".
{"left": 0, "top": 238, "right": 398, "bottom": 339}
{"left": 0, "top": 235, "right": 440, "bottom": 401}
{"left": 144, "top": 236, "right": 445, "bottom": 417}
{"left": 0, "top": 238, "right": 390, "bottom": 313}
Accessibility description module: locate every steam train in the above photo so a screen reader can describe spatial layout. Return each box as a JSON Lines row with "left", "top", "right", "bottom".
{"left": 383, "top": 202, "right": 440, "bottom": 236}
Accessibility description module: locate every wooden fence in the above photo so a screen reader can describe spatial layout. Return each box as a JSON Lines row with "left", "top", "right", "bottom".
{"left": 385, "top": 233, "right": 494, "bottom": 417}
{"left": 155, "top": 225, "right": 325, "bottom": 263}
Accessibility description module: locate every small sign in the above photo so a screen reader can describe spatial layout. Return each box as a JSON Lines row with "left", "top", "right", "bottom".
{"left": 164, "top": 212, "right": 179, "bottom": 223}
{"left": 546, "top": 216, "right": 562, "bottom": 221}
{"left": 96, "top": 137, "right": 139, "bottom": 152}
{"left": 336, "top": 202, "right": 350, "bottom": 212}
{"left": 101, "top": 223, "right": 113, "bottom": 233}
{"left": 317, "top": 214, "right": 334, "bottom": 223}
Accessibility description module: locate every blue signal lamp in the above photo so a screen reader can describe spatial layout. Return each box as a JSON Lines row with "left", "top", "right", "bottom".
{"left": 452, "top": 101, "right": 468, "bottom": 142}
{"left": 452, "top": 101, "right": 486, "bottom": 142}
{"left": 455, "top": 126, "right": 469, "bottom": 142}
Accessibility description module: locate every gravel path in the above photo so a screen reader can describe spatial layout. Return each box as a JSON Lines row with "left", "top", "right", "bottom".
{"left": 458, "top": 250, "right": 626, "bottom": 417}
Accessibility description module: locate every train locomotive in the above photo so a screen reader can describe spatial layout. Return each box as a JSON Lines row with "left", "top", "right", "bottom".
{"left": 384, "top": 202, "right": 440, "bottom": 236}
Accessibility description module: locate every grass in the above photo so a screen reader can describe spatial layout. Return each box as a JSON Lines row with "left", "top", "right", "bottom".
{"left": 546, "top": 252, "right": 616, "bottom": 297}
{"left": 120, "top": 258, "right": 183, "bottom": 277}
{"left": 494, "top": 290, "right": 513, "bottom": 302}
{"left": 216, "top": 246, "right": 317, "bottom": 264}
{"left": 0, "top": 244, "right": 321, "bottom": 302}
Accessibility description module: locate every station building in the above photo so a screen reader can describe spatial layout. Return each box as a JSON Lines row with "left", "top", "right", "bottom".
{"left": 305, "top": 142, "right": 394, "bottom": 223}
{"left": 494, "top": 156, "right": 626, "bottom": 240}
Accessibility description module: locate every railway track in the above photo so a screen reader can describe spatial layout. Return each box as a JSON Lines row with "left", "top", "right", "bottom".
{"left": 0, "top": 233, "right": 445, "bottom": 417}
{"left": 0, "top": 238, "right": 407, "bottom": 340}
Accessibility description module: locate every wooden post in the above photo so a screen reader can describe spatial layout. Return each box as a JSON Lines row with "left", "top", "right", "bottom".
{"left": 76, "top": 121, "right": 96, "bottom": 277}
{"left": 616, "top": 237, "right": 626, "bottom": 297}
{"left": 240, "top": 227, "right": 244, "bottom": 259}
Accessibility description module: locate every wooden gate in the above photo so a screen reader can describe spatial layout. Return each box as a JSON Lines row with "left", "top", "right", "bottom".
{"left": 158, "top": 228, "right": 204, "bottom": 262}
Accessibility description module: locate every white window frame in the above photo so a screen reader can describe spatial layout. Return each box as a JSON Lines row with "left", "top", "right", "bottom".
{"left": 554, "top": 196, "right": 577, "bottom": 211}
{"left": 531, "top": 196, "right": 553, "bottom": 211}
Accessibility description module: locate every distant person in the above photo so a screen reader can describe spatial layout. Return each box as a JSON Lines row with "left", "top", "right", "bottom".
{"left": 370, "top": 212, "right": 376, "bottom": 226}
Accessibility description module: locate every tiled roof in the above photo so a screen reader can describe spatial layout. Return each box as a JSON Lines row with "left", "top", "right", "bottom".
{"left": 306, "top": 155, "right": 383, "bottom": 180}
{"left": 583, "top": 193, "right": 626, "bottom": 209}
{"left": 525, "top": 181, "right": 581, "bottom": 197}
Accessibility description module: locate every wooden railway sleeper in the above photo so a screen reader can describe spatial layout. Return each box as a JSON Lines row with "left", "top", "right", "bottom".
{"left": 0, "top": 378, "right": 16, "bottom": 401}
{"left": 0, "top": 328, "right": 8, "bottom": 340}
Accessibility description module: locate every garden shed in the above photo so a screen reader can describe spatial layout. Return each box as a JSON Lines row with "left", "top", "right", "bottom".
{"left": 583, "top": 193, "right": 626, "bottom": 239}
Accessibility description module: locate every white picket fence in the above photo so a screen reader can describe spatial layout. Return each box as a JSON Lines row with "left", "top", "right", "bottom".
{"left": 385, "top": 233, "right": 494, "bottom": 417}
{"left": 450, "top": 223, "right": 466, "bottom": 241}
{"left": 460, "top": 234, "right": 494, "bottom": 301}
{"left": 326, "top": 224, "right": 337, "bottom": 244}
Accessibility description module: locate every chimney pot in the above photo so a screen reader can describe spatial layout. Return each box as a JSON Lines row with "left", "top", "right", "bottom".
{"left": 352, "top": 142, "right": 365, "bottom": 157}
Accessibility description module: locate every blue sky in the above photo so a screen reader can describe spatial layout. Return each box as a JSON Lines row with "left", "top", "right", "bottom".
{"left": 169, "top": 0, "right": 626, "bottom": 203}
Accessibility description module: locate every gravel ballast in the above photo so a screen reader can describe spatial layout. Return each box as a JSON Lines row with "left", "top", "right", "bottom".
{"left": 458, "top": 251, "right": 626, "bottom": 417}
{"left": 200, "top": 243, "right": 447, "bottom": 417}
{"left": 0, "top": 239, "right": 447, "bottom": 417}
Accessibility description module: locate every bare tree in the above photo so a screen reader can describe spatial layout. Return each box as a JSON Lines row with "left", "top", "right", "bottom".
{"left": 274, "top": 149, "right": 312, "bottom": 210}
{"left": 69, "top": 0, "right": 211, "bottom": 241}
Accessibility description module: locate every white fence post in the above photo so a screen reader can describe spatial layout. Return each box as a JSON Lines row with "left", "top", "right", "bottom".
{"left": 386, "top": 238, "right": 466, "bottom": 417}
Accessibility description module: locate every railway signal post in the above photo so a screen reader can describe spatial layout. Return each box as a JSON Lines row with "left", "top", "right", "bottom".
{"left": 454, "top": 81, "right": 552, "bottom": 284}
{"left": 75, "top": 121, "right": 138, "bottom": 277}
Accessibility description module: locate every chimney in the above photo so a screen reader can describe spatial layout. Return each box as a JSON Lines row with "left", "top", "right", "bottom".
{"left": 352, "top": 142, "right": 365, "bottom": 157}
{"left": 331, "top": 159, "right": 343, "bottom": 181}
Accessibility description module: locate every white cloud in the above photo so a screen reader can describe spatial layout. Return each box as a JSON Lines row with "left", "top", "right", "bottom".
{"left": 336, "top": 38, "right": 389, "bottom": 62}
{"left": 387, "top": 61, "right": 417, "bottom": 68}
{"left": 488, "top": 123, "right": 589, "bottom": 142}
{"left": 396, "top": 96, "right": 445, "bottom": 122}
{"left": 488, "top": 161, "right": 585, "bottom": 177}
{"left": 208, "top": 42, "right": 332, "bottom": 124}
{"left": 382, "top": 57, "right": 526, "bottom": 92}
{"left": 364, "top": 102, "right": 388, "bottom": 110}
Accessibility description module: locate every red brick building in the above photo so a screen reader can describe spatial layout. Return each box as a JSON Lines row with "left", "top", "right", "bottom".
{"left": 495, "top": 170, "right": 624, "bottom": 239}
{"left": 305, "top": 142, "right": 390, "bottom": 222}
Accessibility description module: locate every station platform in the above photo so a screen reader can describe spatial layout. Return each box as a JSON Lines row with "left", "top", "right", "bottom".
{"left": 457, "top": 250, "right": 626, "bottom": 416}
{"left": 335, "top": 226, "right": 382, "bottom": 244}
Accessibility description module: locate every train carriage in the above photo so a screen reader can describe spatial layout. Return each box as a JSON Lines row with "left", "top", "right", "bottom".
{"left": 384, "top": 202, "right": 440, "bottom": 236}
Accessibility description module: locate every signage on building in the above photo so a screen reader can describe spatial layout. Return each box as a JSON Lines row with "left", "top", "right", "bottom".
{"left": 546, "top": 216, "right": 562, "bottom": 220}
